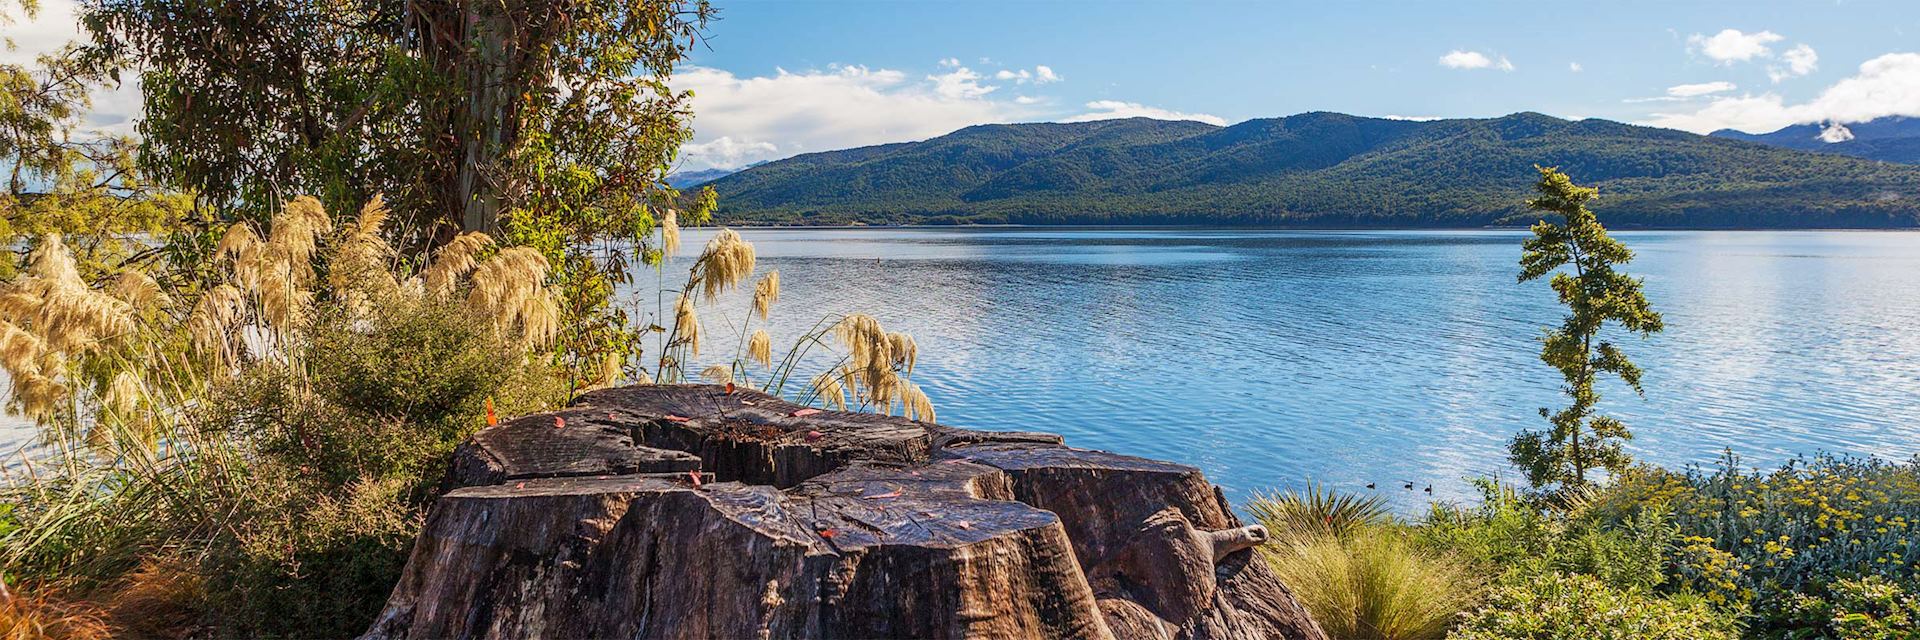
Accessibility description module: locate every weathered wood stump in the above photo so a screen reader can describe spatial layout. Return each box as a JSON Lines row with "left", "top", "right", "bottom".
{"left": 361, "top": 385, "right": 1326, "bottom": 640}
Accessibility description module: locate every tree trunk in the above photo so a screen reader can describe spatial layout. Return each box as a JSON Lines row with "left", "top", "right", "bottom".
{"left": 361, "top": 385, "right": 1328, "bottom": 640}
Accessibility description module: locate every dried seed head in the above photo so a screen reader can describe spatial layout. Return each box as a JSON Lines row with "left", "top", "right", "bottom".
{"left": 327, "top": 198, "right": 400, "bottom": 318}
{"left": 747, "top": 329, "right": 772, "bottom": 368}
{"left": 0, "top": 320, "right": 46, "bottom": 378}
{"left": 105, "top": 370, "right": 141, "bottom": 416}
{"left": 696, "top": 229, "right": 755, "bottom": 301}
{"left": 699, "top": 364, "right": 733, "bottom": 384}
{"left": 599, "top": 352, "right": 624, "bottom": 387}
{"left": 752, "top": 271, "right": 780, "bottom": 320}
{"left": 810, "top": 370, "right": 846, "bottom": 410}
{"left": 465, "top": 246, "right": 556, "bottom": 347}
{"left": 672, "top": 294, "right": 701, "bottom": 356}
{"left": 188, "top": 284, "right": 247, "bottom": 363}
{"left": 423, "top": 232, "right": 495, "bottom": 299}
{"left": 661, "top": 208, "right": 681, "bottom": 257}
{"left": 107, "top": 271, "right": 168, "bottom": 309}
{"left": 903, "top": 381, "right": 935, "bottom": 423}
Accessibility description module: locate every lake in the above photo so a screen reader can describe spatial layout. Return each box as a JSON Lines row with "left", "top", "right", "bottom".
{"left": 6, "top": 228, "right": 1918, "bottom": 510}
{"left": 640, "top": 227, "right": 1920, "bottom": 510}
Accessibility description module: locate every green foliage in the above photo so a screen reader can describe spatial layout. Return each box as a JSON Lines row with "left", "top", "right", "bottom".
{"left": 1509, "top": 167, "right": 1663, "bottom": 491}
{"left": 1772, "top": 575, "right": 1920, "bottom": 640}
{"left": 81, "top": 0, "right": 712, "bottom": 239}
{"left": 1419, "top": 478, "right": 1673, "bottom": 593}
{"left": 705, "top": 112, "right": 1920, "bottom": 228}
{"left": 1247, "top": 482, "right": 1393, "bottom": 543}
{"left": 1452, "top": 572, "right": 1739, "bottom": 640}
{"left": 1594, "top": 453, "right": 1920, "bottom": 637}
{"left": 0, "top": 0, "right": 191, "bottom": 283}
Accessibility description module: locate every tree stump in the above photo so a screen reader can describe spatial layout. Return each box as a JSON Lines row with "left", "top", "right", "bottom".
{"left": 361, "top": 385, "right": 1326, "bottom": 640}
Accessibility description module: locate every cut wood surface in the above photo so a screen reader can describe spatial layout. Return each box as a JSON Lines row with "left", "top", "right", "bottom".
{"left": 363, "top": 384, "right": 1326, "bottom": 640}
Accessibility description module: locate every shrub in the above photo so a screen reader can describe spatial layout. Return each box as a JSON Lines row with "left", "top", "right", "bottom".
{"left": 1248, "top": 482, "right": 1392, "bottom": 543}
{"left": 1452, "top": 572, "right": 1738, "bottom": 640}
{"left": 1264, "top": 531, "right": 1478, "bottom": 640}
{"left": 1770, "top": 575, "right": 1920, "bottom": 640}
{"left": 1418, "top": 478, "right": 1671, "bottom": 593}
{"left": 1592, "top": 453, "right": 1920, "bottom": 635}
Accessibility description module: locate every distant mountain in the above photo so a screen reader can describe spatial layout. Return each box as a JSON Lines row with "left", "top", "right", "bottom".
{"left": 1711, "top": 117, "right": 1920, "bottom": 164}
{"left": 667, "top": 163, "right": 763, "bottom": 188}
{"left": 708, "top": 112, "right": 1920, "bottom": 228}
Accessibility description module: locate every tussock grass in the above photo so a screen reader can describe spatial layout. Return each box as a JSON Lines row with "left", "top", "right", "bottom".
{"left": 1264, "top": 532, "right": 1478, "bottom": 640}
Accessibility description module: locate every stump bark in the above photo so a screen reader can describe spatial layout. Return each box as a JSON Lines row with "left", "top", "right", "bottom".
{"left": 362, "top": 385, "right": 1326, "bottom": 640}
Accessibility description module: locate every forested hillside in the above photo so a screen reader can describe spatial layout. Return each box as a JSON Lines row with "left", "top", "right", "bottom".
{"left": 705, "top": 112, "right": 1920, "bottom": 227}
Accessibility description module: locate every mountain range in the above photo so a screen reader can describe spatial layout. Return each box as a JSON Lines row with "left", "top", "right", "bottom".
{"left": 1711, "top": 117, "right": 1920, "bottom": 165}
{"left": 700, "top": 112, "right": 1920, "bottom": 228}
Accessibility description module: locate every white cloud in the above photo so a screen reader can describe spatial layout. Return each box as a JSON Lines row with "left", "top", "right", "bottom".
{"left": 1818, "top": 122, "right": 1854, "bottom": 143}
{"left": 679, "top": 137, "right": 780, "bottom": 169}
{"left": 672, "top": 64, "right": 1036, "bottom": 171}
{"left": 1438, "top": 50, "right": 1514, "bottom": 71}
{"left": 937, "top": 57, "right": 961, "bottom": 68}
{"left": 1642, "top": 52, "right": 1920, "bottom": 133}
{"left": 1381, "top": 114, "right": 1445, "bottom": 121}
{"left": 1569, "top": 62, "right": 1584, "bottom": 73}
{"left": 929, "top": 66, "right": 996, "bottom": 99}
{"left": 993, "top": 65, "right": 1063, "bottom": 85}
{"left": 1061, "top": 101, "right": 1228, "bottom": 126}
{"left": 1769, "top": 44, "right": 1819, "bottom": 82}
{"left": 1013, "top": 95, "right": 1043, "bottom": 105}
{"left": 1667, "top": 81, "right": 1738, "bottom": 97}
{"left": 1688, "top": 29, "right": 1785, "bottom": 64}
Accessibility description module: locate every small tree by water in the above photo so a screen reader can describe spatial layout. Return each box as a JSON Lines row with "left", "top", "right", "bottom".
{"left": 1510, "top": 166, "right": 1663, "bottom": 491}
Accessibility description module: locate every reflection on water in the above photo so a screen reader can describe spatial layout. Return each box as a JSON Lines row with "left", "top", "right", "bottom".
{"left": 637, "top": 228, "right": 1920, "bottom": 510}
{"left": 9, "top": 228, "right": 1920, "bottom": 511}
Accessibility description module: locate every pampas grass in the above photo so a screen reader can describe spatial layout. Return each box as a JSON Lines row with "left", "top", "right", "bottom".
{"left": 660, "top": 208, "right": 681, "bottom": 257}
{"left": 699, "top": 364, "right": 732, "bottom": 384}
{"left": 696, "top": 229, "right": 754, "bottom": 301}
{"left": 671, "top": 294, "right": 700, "bottom": 356}
{"left": 751, "top": 271, "right": 779, "bottom": 320}
{"left": 811, "top": 370, "right": 846, "bottom": 410}
{"left": 747, "top": 329, "right": 772, "bottom": 368}
{"left": 421, "top": 232, "right": 493, "bottom": 299}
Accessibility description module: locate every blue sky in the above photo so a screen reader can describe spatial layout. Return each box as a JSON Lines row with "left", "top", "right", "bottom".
{"left": 11, "top": 0, "right": 1920, "bottom": 172}
{"left": 668, "top": 0, "right": 1920, "bottom": 170}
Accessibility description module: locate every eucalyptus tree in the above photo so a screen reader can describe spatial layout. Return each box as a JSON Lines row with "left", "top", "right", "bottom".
{"left": 81, "top": 0, "right": 719, "bottom": 386}
{"left": 1510, "top": 166, "right": 1663, "bottom": 491}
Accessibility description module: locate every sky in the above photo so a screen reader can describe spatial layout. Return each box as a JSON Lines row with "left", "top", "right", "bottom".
{"left": 11, "top": 0, "right": 1920, "bottom": 172}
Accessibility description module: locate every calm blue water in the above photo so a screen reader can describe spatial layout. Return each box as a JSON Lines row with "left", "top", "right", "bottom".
{"left": 642, "top": 228, "right": 1920, "bottom": 510}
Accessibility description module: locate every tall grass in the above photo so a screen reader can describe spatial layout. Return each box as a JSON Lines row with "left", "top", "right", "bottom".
{"left": 1264, "top": 532, "right": 1478, "bottom": 640}
{"left": 1252, "top": 485, "right": 1478, "bottom": 640}
{"left": 0, "top": 196, "right": 568, "bottom": 636}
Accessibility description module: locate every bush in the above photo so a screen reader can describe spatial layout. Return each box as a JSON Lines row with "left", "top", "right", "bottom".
{"left": 1263, "top": 530, "right": 1479, "bottom": 640}
{"left": 1587, "top": 453, "right": 1920, "bottom": 635}
{"left": 1417, "top": 478, "right": 1672, "bottom": 593}
{"left": 1771, "top": 575, "right": 1920, "bottom": 640}
{"left": 1452, "top": 572, "right": 1738, "bottom": 640}
{"left": 1254, "top": 484, "right": 1477, "bottom": 640}
{"left": 1248, "top": 482, "right": 1392, "bottom": 543}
